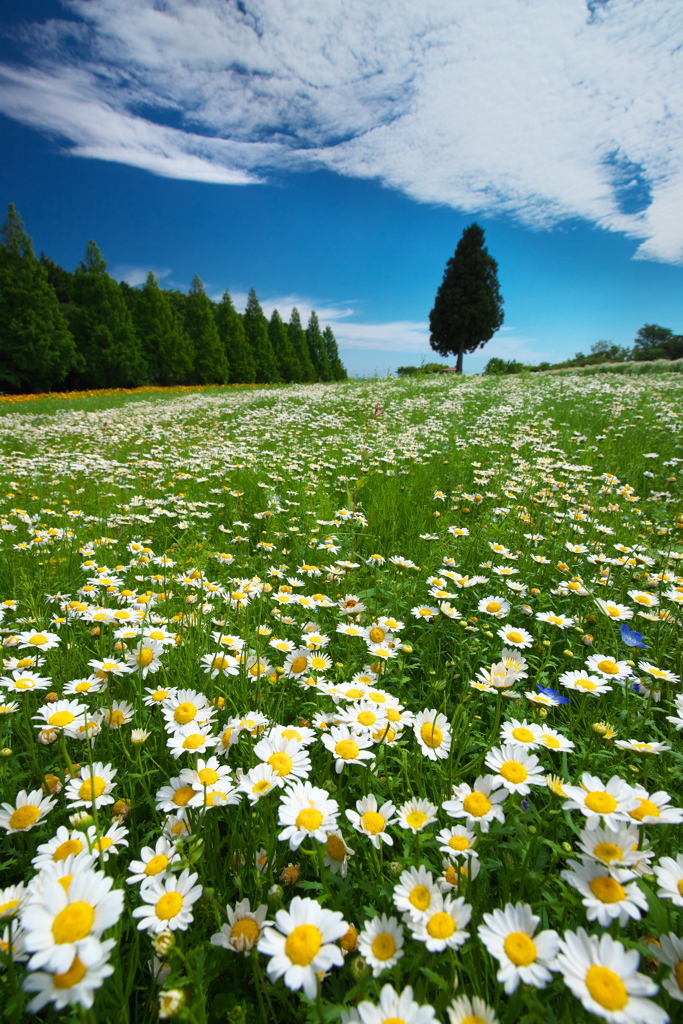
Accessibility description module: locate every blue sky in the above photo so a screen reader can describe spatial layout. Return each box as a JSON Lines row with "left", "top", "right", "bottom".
{"left": 1, "top": 0, "right": 682, "bottom": 377}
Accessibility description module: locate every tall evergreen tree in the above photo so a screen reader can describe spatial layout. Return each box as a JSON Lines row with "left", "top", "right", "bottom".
{"left": 185, "top": 275, "right": 228, "bottom": 384}
{"left": 0, "top": 204, "right": 79, "bottom": 393}
{"left": 214, "top": 289, "right": 256, "bottom": 383}
{"left": 136, "top": 272, "right": 194, "bottom": 384}
{"left": 39, "top": 253, "right": 73, "bottom": 306}
{"left": 322, "top": 325, "right": 346, "bottom": 380}
{"left": 243, "top": 288, "right": 280, "bottom": 383}
{"left": 68, "top": 240, "right": 147, "bottom": 388}
{"left": 288, "top": 307, "right": 316, "bottom": 381}
{"left": 306, "top": 311, "right": 332, "bottom": 381}
{"left": 269, "top": 309, "right": 301, "bottom": 382}
{"left": 429, "top": 223, "right": 504, "bottom": 373}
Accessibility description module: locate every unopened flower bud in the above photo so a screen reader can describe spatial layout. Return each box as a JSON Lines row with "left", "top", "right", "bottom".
{"left": 152, "top": 930, "right": 175, "bottom": 956}
{"left": 158, "top": 988, "right": 184, "bottom": 1019}
{"left": 349, "top": 955, "right": 371, "bottom": 981}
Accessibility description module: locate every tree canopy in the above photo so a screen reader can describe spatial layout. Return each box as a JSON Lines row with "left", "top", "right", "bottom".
{"left": 429, "top": 223, "right": 504, "bottom": 372}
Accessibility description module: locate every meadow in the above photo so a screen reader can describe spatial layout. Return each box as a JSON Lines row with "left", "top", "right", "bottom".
{"left": 0, "top": 371, "right": 681, "bottom": 1024}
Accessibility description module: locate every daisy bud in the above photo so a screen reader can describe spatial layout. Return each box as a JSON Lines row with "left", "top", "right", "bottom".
{"left": 69, "top": 811, "right": 93, "bottom": 828}
{"left": 592, "top": 722, "right": 608, "bottom": 735}
{"left": 152, "top": 929, "right": 175, "bottom": 955}
{"left": 0, "top": 747, "right": 12, "bottom": 758}
{"left": 542, "top": 640, "right": 551, "bottom": 647}
{"left": 530, "top": 588, "right": 541, "bottom": 596}
{"left": 349, "top": 955, "right": 371, "bottom": 981}
{"left": 130, "top": 729, "right": 149, "bottom": 745}
{"left": 158, "top": 988, "right": 184, "bottom": 1019}
{"left": 388, "top": 861, "right": 402, "bottom": 878}
{"left": 90, "top": 627, "right": 101, "bottom": 637}
{"left": 433, "top": 510, "right": 441, "bottom": 517}
{"left": 581, "top": 634, "right": 593, "bottom": 645}
{"left": 45, "top": 691, "right": 59, "bottom": 703}
{"left": 563, "top": 650, "right": 574, "bottom": 658}
{"left": 520, "top": 605, "right": 533, "bottom": 615}
{"left": 113, "top": 799, "right": 131, "bottom": 818}
{"left": 43, "top": 773, "right": 62, "bottom": 795}
{"left": 538, "top": 708, "right": 548, "bottom": 718}
{"left": 561, "top": 841, "right": 573, "bottom": 853}
{"left": 341, "top": 925, "right": 358, "bottom": 953}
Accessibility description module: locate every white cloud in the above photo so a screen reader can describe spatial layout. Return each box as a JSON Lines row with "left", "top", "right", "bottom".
{"left": 1, "top": 0, "right": 682, "bottom": 260}
{"left": 110, "top": 264, "right": 172, "bottom": 286}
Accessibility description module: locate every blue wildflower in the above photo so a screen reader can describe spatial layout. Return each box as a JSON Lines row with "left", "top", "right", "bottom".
{"left": 621, "top": 623, "right": 646, "bottom": 648}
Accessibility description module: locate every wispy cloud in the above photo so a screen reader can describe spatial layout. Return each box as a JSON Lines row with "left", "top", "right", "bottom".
{"left": 1, "top": 1, "right": 682, "bottom": 261}
{"left": 111, "top": 264, "right": 172, "bottom": 286}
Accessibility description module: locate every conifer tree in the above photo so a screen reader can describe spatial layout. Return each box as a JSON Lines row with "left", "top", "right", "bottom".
{"left": 322, "top": 325, "right": 346, "bottom": 380}
{"left": 69, "top": 240, "right": 147, "bottom": 388}
{"left": 288, "top": 307, "right": 316, "bottom": 381}
{"left": 306, "top": 311, "right": 332, "bottom": 381}
{"left": 137, "top": 272, "right": 194, "bottom": 384}
{"left": 243, "top": 288, "right": 280, "bottom": 383}
{"left": 0, "top": 204, "right": 79, "bottom": 393}
{"left": 215, "top": 289, "right": 256, "bottom": 383}
{"left": 269, "top": 309, "right": 301, "bottom": 382}
{"left": 39, "top": 253, "right": 73, "bottom": 306}
{"left": 185, "top": 275, "right": 228, "bottom": 384}
{"left": 429, "top": 223, "right": 504, "bottom": 373}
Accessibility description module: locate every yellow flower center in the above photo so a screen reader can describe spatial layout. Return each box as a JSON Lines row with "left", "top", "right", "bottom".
{"left": 420, "top": 722, "right": 443, "bottom": 748}
{"left": 173, "top": 786, "right": 195, "bottom": 807}
{"left": 0, "top": 899, "right": 19, "bottom": 915}
{"left": 53, "top": 839, "right": 83, "bottom": 861}
{"left": 596, "top": 660, "right": 619, "bottom": 675}
{"left": 230, "top": 918, "right": 260, "bottom": 947}
{"left": 448, "top": 835, "right": 470, "bottom": 851}
{"left": 371, "top": 932, "right": 396, "bottom": 960}
{"left": 281, "top": 728, "right": 302, "bottom": 741}
{"left": 326, "top": 835, "right": 346, "bottom": 861}
{"left": 212, "top": 657, "right": 232, "bottom": 672}
{"left": 629, "top": 798, "right": 659, "bottom": 822}
{"left": 406, "top": 811, "right": 428, "bottom": 830}
{"left": 92, "top": 837, "right": 112, "bottom": 852}
{"left": 541, "top": 734, "right": 561, "bottom": 749}
{"left": 511, "top": 727, "right": 535, "bottom": 743}
{"left": 589, "top": 876, "right": 626, "bottom": 903}
{"left": 361, "top": 811, "right": 386, "bottom": 834}
{"left": 285, "top": 924, "right": 323, "bottom": 966}
{"left": 674, "top": 961, "right": 683, "bottom": 992}
{"left": 28, "top": 634, "right": 48, "bottom": 645}
{"left": 49, "top": 710, "right": 75, "bottom": 727}
{"left": 486, "top": 602, "right": 502, "bottom": 613}
{"left": 504, "top": 932, "right": 537, "bottom": 966}
{"left": 74, "top": 681, "right": 92, "bottom": 692}
{"left": 593, "top": 842, "right": 623, "bottom": 864}
{"left": 174, "top": 702, "right": 197, "bottom": 724}
{"left": 198, "top": 767, "right": 219, "bottom": 786}
{"left": 156, "top": 892, "right": 183, "bottom": 921}
{"left": 585, "top": 965, "right": 628, "bottom": 1011}
{"left": 506, "top": 631, "right": 524, "bottom": 644}
{"left": 151, "top": 690, "right": 168, "bottom": 702}
{"left": 53, "top": 957, "right": 88, "bottom": 990}
{"left": 463, "top": 792, "right": 492, "bottom": 817}
{"left": 368, "top": 627, "right": 386, "bottom": 643}
{"left": 110, "top": 710, "right": 126, "bottom": 727}
{"left": 15, "top": 678, "right": 35, "bottom": 690}
{"left": 268, "top": 752, "right": 293, "bottom": 777}
{"left": 345, "top": 688, "right": 364, "bottom": 699}
{"left": 427, "top": 912, "right": 455, "bottom": 940}
{"left": 252, "top": 780, "right": 271, "bottom": 794}
{"left": 335, "top": 739, "right": 360, "bottom": 760}
{"left": 585, "top": 791, "right": 617, "bottom": 814}
{"left": 357, "top": 711, "right": 377, "bottom": 726}
{"left": 290, "top": 656, "right": 308, "bottom": 674}
{"left": 182, "top": 734, "right": 205, "bottom": 750}
{"left": 460, "top": 1017, "right": 487, "bottom": 1024}
{"left": 145, "top": 854, "right": 169, "bottom": 876}
{"left": 409, "top": 885, "right": 432, "bottom": 911}
{"left": 79, "top": 776, "right": 106, "bottom": 801}
{"left": 295, "top": 808, "right": 323, "bottom": 832}
{"left": 500, "top": 761, "right": 527, "bottom": 784}
{"left": 137, "top": 648, "right": 155, "bottom": 668}
{"left": 575, "top": 678, "right": 597, "bottom": 690}
{"left": 52, "top": 902, "right": 95, "bottom": 943}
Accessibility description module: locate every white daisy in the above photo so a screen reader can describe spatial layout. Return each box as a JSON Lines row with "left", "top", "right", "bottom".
{"left": 210, "top": 899, "right": 271, "bottom": 955}
{"left": 277, "top": 781, "right": 339, "bottom": 850}
{"left": 357, "top": 914, "right": 404, "bottom": 977}
{"left": 132, "top": 869, "right": 202, "bottom": 934}
{"left": 345, "top": 794, "right": 396, "bottom": 848}
{"left": 442, "top": 776, "right": 507, "bottom": 832}
{"left": 478, "top": 902, "right": 559, "bottom": 994}
{"left": 257, "top": 895, "right": 347, "bottom": 1000}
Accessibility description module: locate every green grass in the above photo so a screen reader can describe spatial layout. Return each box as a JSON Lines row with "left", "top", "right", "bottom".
{"left": 0, "top": 372, "right": 682, "bottom": 1024}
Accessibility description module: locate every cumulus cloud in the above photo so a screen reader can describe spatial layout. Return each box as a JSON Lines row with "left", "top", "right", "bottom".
{"left": 110, "top": 264, "right": 172, "bottom": 286}
{"left": 1, "top": 0, "right": 682, "bottom": 260}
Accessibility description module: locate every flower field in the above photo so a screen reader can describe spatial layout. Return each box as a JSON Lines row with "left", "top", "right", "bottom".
{"left": 0, "top": 372, "right": 682, "bottom": 1024}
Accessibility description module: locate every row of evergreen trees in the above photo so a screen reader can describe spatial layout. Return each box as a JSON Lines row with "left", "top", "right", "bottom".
{"left": 0, "top": 204, "right": 347, "bottom": 394}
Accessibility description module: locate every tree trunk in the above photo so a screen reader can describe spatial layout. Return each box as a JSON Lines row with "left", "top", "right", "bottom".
{"left": 456, "top": 339, "right": 464, "bottom": 373}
